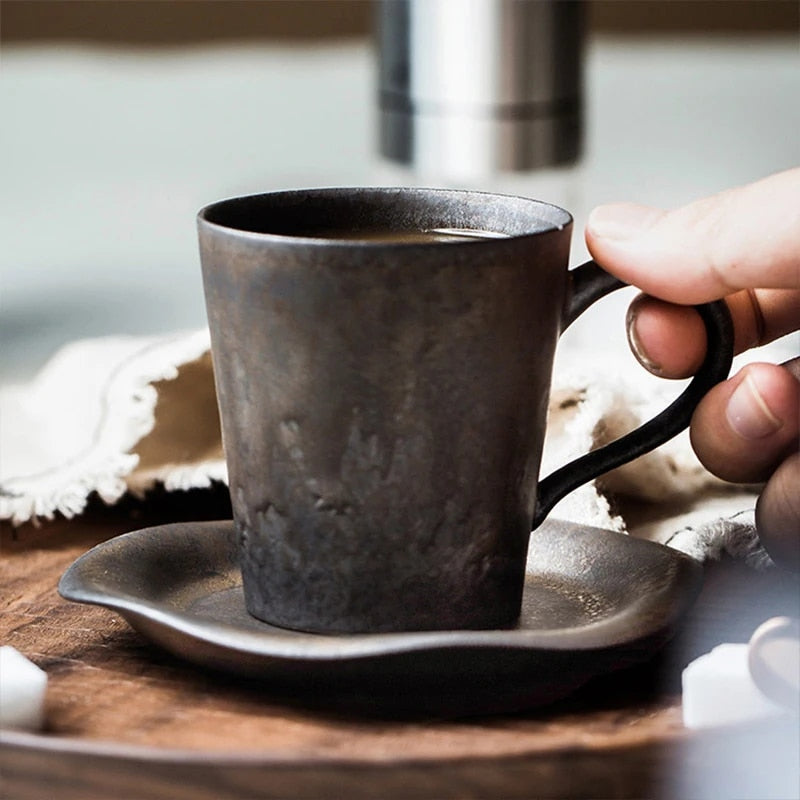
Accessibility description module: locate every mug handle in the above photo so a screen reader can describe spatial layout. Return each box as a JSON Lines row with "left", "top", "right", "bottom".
{"left": 532, "top": 259, "right": 735, "bottom": 529}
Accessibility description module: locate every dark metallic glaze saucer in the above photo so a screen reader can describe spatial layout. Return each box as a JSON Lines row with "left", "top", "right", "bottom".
{"left": 58, "top": 519, "right": 702, "bottom": 715}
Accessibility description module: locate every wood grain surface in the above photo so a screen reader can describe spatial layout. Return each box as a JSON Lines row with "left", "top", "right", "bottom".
{"left": 2, "top": 487, "right": 797, "bottom": 799}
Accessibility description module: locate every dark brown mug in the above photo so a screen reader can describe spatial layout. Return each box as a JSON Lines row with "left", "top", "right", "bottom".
{"left": 198, "top": 187, "right": 733, "bottom": 634}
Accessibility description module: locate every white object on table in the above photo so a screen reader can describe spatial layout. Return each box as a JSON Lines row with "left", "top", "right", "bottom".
{"left": 0, "top": 645, "right": 48, "bottom": 731}
{"left": 682, "top": 643, "right": 787, "bottom": 729}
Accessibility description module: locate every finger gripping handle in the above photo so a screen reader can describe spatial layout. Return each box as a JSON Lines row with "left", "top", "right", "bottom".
{"left": 532, "top": 260, "right": 735, "bottom": 530}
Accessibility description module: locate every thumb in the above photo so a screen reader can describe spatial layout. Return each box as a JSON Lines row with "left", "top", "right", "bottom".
{"left": 585, "top": 168, "right": 800, "bottom": 305}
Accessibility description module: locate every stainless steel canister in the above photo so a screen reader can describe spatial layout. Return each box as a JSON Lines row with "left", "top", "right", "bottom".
{"left": 377, "top": 0, "right": 585, "bottom": 179}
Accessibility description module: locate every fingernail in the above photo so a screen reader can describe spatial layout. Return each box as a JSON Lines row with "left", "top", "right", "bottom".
{"left": 726, "top": 374, "right": 783, "bottom": 439}
{"left": 587, "top": 204, "right": 663, "bottom": 242}
{"left": 626, "top": 302, "right": 664, "bottom": 375}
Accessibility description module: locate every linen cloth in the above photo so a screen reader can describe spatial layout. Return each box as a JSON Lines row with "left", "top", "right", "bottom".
{"left": 0, "top": 330, "right": 764, "bottom": 566}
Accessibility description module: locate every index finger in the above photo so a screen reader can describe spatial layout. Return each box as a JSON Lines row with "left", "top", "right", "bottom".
{"left": 585, "top": 168, "right": 800, "bottom": 305}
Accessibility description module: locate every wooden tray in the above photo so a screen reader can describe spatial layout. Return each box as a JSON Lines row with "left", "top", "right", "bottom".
{"left": 2, "top": 488, "right": 796, "bottom": 799}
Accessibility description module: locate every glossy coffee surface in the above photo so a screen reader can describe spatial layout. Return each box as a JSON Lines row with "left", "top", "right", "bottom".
{"left": 303, "top": 227, "right": 510, "bottom": 243}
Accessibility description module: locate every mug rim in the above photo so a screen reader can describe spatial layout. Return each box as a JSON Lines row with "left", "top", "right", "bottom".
{"left": 197, "top": 186, "right": 573, "bottom": 246}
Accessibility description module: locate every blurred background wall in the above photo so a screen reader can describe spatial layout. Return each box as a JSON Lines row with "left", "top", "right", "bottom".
{"left": 2, "top": 1, "right": 797, "bottom": 383}
{"left": 3, "top": 0, "right": 798, "bottom": 44}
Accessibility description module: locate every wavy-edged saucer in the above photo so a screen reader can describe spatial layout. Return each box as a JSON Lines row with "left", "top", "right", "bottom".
{"left": 59, "top": 518, "right": 702, "bottom": 714}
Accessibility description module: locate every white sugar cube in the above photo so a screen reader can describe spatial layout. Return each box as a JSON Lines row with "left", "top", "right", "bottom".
{"left": 682, "top": 643, "right": 786, "bottom": 729}
{"left": 0, "top": 646, "right": 48, "bottom": 731}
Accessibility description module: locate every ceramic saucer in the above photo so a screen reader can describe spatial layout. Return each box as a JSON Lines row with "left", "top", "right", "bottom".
{"left": 59, "top": 518, "right": 702, "bottom": 714}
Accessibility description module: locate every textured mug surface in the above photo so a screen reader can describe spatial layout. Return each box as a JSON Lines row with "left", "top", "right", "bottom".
{"left": 199, "top": 188, "right": 573, "bottom": 633}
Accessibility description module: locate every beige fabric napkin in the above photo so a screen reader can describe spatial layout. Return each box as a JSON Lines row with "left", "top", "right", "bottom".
{"left": 0, "top": 330, "right": 225, "bottom": 522}
{"left": 0, "top": 330, "right": 764, "bottom": 566}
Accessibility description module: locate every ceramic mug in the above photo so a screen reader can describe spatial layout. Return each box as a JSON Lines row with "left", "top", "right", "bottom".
{"left": 197, "top": 187, "right": 733, "bottom": 634}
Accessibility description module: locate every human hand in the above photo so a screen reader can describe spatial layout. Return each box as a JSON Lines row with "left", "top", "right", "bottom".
{"left": 585, "top": 168, "right": 800, "bottom": 570}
